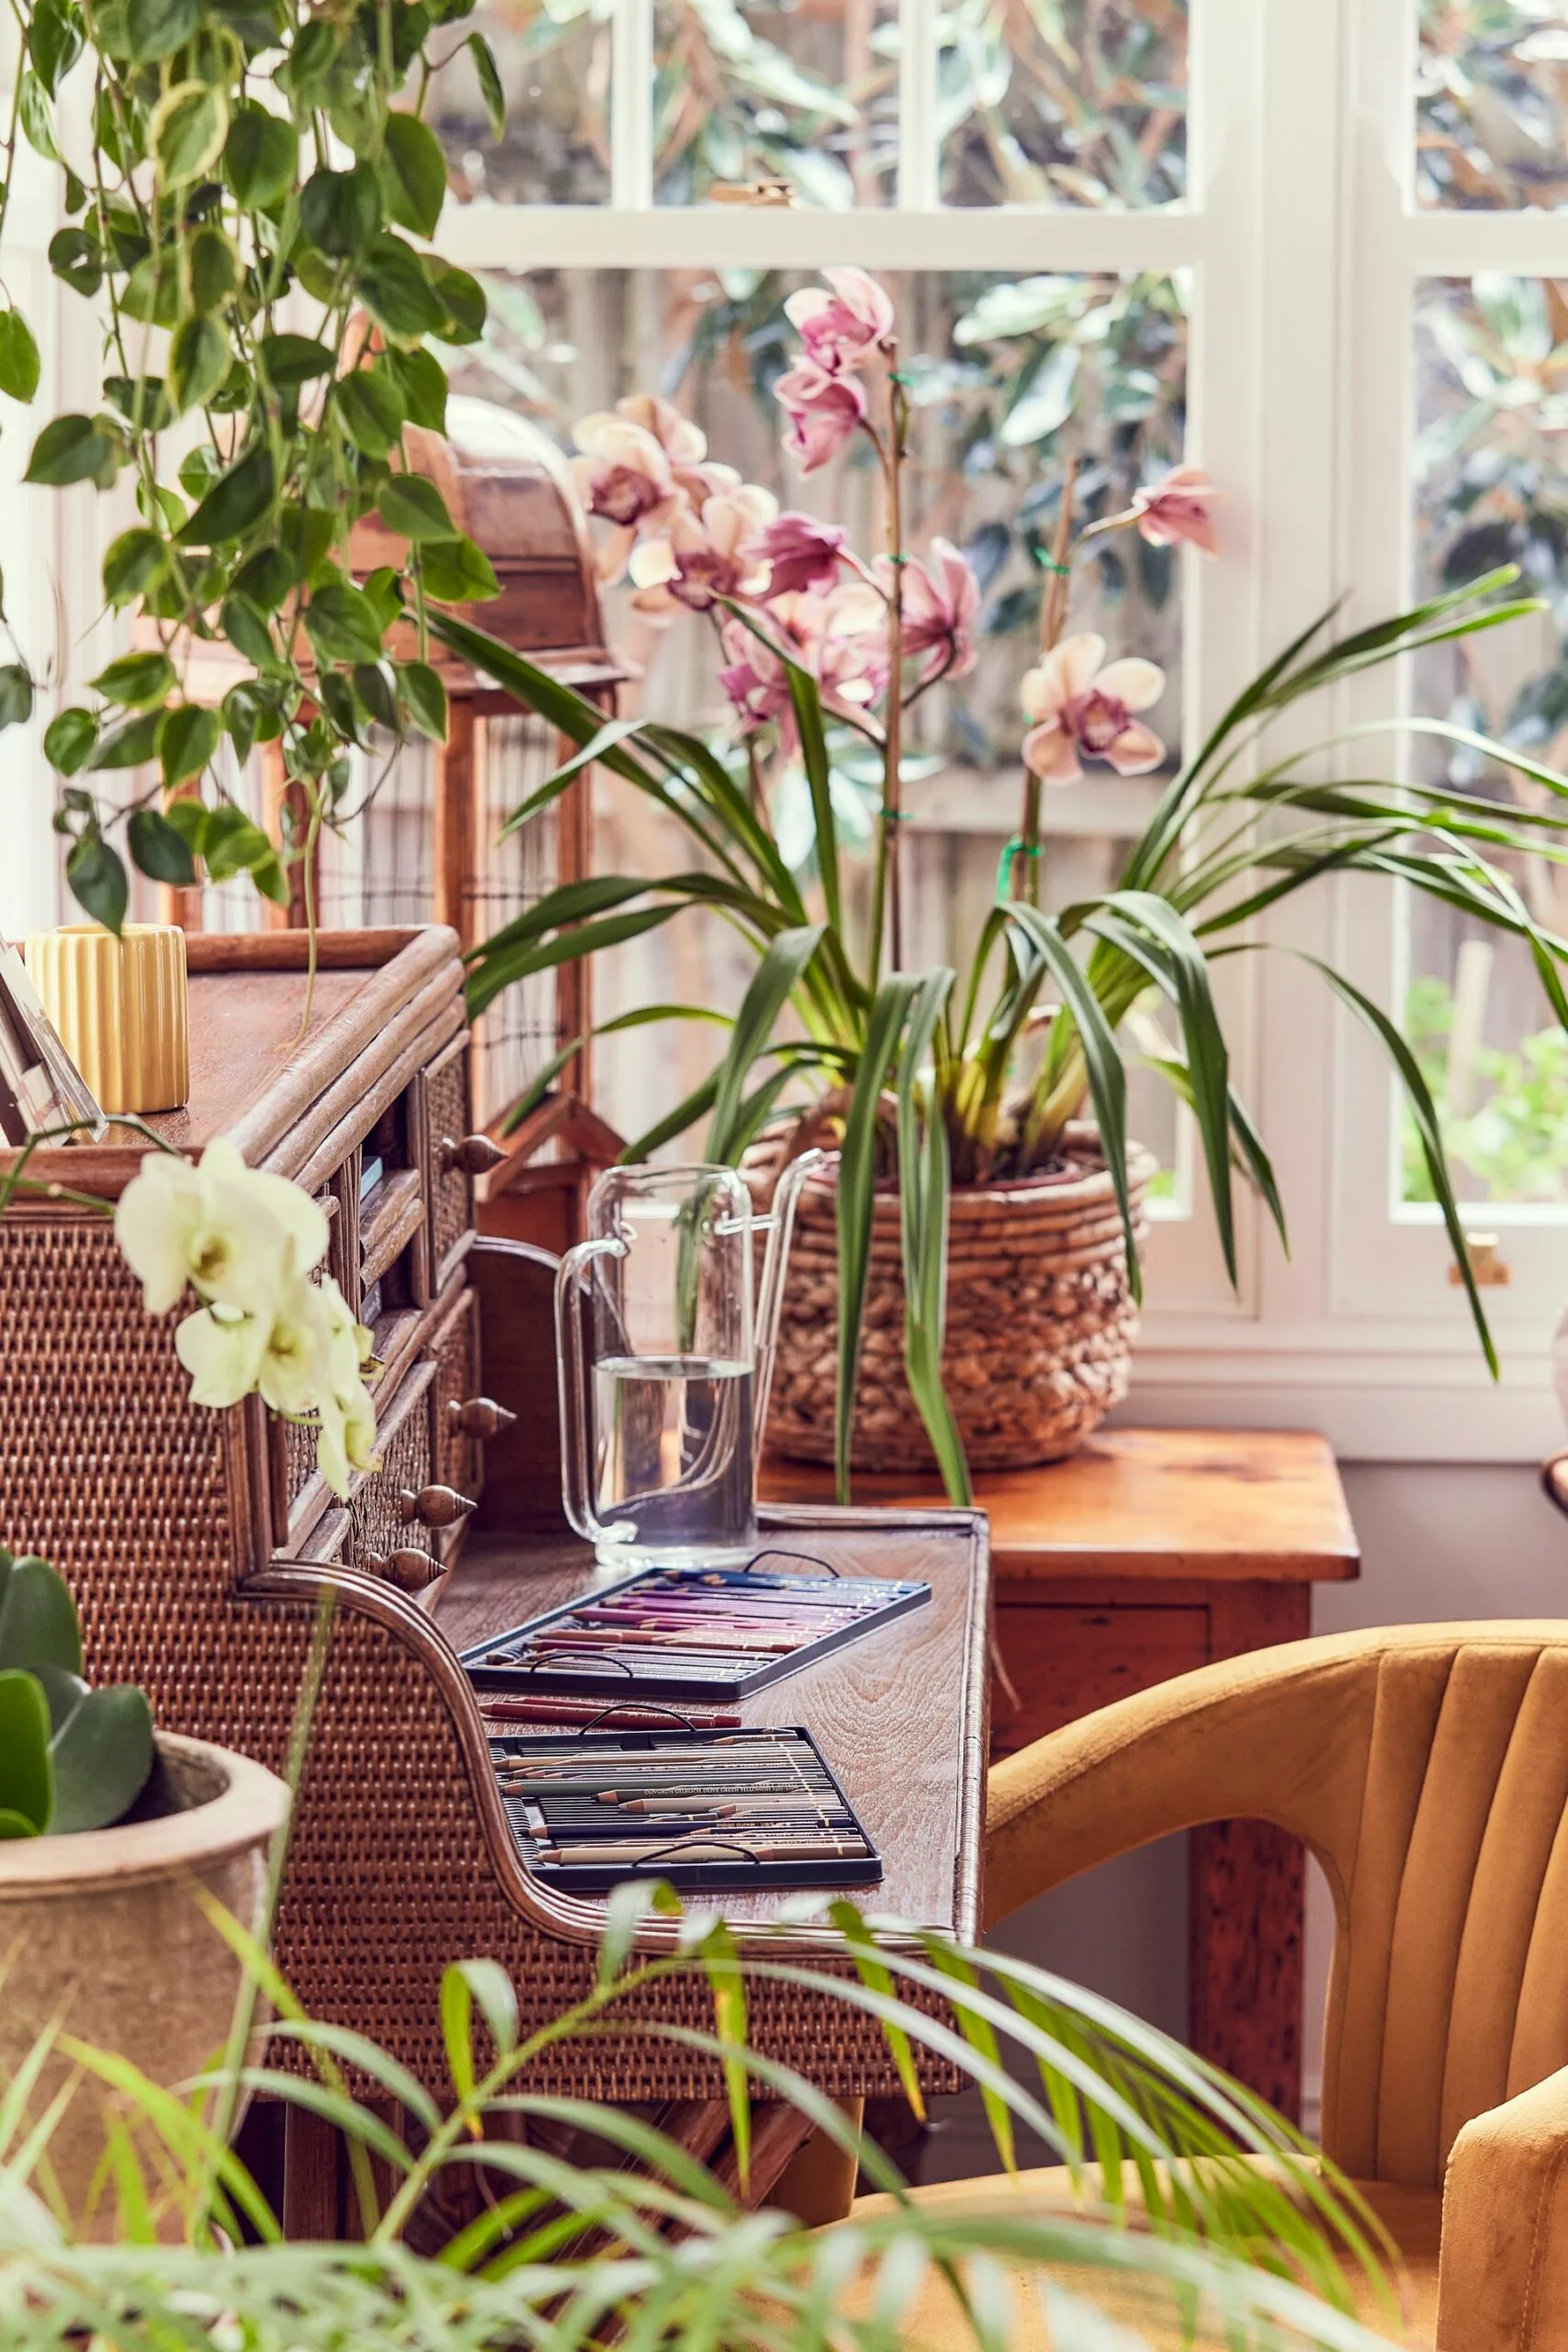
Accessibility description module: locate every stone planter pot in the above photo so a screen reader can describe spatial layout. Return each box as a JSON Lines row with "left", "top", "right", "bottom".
{"left": 765, "top": 1125, "right": 1157, "bottom": 1473}
{"left": 0, "top": 1731, "right": 289, "bottom": 2235}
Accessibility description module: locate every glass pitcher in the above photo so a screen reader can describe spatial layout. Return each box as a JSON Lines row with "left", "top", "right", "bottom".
{"left": 555, "top": 1154, "right": 824, "bottom": 1567}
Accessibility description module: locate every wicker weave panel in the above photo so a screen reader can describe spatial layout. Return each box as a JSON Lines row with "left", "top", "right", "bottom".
{"left": 0, "top": 1218, "right": 954, "bottom": 2105}
{"left": 431, "top": 1289, "right": 479, "bottom": 1510}
{"left": 345, "top": 1367, "right": 434, "bottom": 1575}
{"left": 423, "top": 1046, "right": 471, "bottom": 1284}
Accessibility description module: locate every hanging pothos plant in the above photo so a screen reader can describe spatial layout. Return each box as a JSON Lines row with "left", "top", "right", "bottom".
{"left": 0, "top": 0, "right": 506, "bottom": 923}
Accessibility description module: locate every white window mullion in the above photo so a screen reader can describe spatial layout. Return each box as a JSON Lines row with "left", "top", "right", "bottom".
{"left": 897, "top": 0, "right": 939, "bottom": 212}
{"left": 611, "top": 0, "right": 654, "bottom": 212}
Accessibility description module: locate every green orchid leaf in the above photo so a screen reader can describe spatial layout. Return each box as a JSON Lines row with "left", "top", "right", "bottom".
{"left": 705, "top": 923, "right": 824, "bottom": 1166}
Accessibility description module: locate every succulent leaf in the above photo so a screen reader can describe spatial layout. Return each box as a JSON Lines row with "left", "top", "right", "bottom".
{"left": 0, "top": 1555, "right": 83, "bottom": 1676}
{"left": 0, "top": 1668, "right": 54, "bottom": 1835}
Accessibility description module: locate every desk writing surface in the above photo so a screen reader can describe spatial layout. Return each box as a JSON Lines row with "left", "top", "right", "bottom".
{"left": 434, "top": 1505, "right": 991, "bottom": 1939}
{"left": 761, "top": 1428, "right": 1359, "bottom": 1584}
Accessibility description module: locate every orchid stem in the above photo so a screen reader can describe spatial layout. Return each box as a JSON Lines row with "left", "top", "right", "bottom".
{"left": 868, "top": 356, "right": 907, "bottom": 983}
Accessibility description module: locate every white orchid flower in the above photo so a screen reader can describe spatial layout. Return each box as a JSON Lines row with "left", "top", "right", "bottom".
{"left": 175, "top": 1302, "right": 272, "bottom": 1409}
{"left": 116, "top": 1139, "right": 329, "bottom": 1317}
{"left": 316, "top": 1380, "right": 381, "bottom": 1500}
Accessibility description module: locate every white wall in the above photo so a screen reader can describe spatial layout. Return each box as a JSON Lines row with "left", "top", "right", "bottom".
{"left": 922, "top": 1458, "right": 1567, "bottom": 2182}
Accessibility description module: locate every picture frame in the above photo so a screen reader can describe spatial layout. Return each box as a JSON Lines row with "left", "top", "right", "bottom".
{"left": 0, "top": 943, "right": 107, "bottom": 1146}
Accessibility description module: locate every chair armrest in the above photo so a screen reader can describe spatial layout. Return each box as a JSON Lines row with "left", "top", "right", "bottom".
{"left": 983, "top": 1637, "right": 1378, "bottom": 1928}
{"left": 1438, "top": 2064, "right": 1568, "bottom": 2352}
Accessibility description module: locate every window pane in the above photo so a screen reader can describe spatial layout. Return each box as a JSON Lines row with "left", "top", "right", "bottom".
{"left": 452, "top": 268, "right": 1187, "bottom": 1176}
{"left": 1406, "top": 274, "right": 1568, "bottom": 1204}
{"left": 652, "top": 0, "right": 897, "bottom": 205}
{"left": 1416, "top": 0, "right": 1568, "bottom": 211}
{"left": 940, "top": 0, "right": 1187, "bottom": 209}
{"left": 428, "top": 0, "right": 611, "bottom": 207}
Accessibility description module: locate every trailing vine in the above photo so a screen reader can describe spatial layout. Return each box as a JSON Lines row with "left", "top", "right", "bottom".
{"left": 0, "top": 0, "right": 506, "bottom": 926}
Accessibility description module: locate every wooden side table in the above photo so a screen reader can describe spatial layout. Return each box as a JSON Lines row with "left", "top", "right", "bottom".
{"left": 762, "top": 1428, "right": 1359, "bottom": 2123}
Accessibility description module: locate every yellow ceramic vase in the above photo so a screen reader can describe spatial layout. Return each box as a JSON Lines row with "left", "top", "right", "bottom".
{"left": 24, "top": 924, "right": 190, "bottom": 1114}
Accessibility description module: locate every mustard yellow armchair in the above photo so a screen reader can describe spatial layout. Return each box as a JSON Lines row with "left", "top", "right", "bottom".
{"left": 852, "top": 1623, "right": 1568, "bottom": 2350}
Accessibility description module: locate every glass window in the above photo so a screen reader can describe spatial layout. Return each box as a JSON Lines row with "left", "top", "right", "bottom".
{"left": 1416, "top": 0, "right": 1568, "bottom": 211}
{"left": 940, "top": 0, "right": 1188, "bottom": 209}
{"left": 428, "top": 0, "right": 613, "bottom": 206}
{"left": 1405, "top": 272, "right": 1568, "bottom": 1204}
{"left": 653, "top": 0, "right": 897, "bottom": 205}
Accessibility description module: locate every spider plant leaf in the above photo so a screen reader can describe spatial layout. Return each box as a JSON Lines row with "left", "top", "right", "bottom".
{"left": 784, "top": 659, "right": 842, "bottom": 942}
{"left": 1003, "top": 907, "right": 1137, "bottom": 1297}
{"left": 1086, "top": 893, "right": 1235, "bottom": 1285}
{"left": 494, "top": 718, "right": 652, "bottom": 840}
{"left": 836, "top": 975, "right": 919, "bottom": 1499}
{"left": 1144, "top": 1052, "right": 1290, "bottom": 1258}
{"left": 497, "top": 1005, "right": 736, "bottom": 1136}
{"left": 1298, "top": 953, "right": 1496, "bottom": 1374}
{"left": 467, "top": 904, "right": 688, "bottom": 1017}
{"left": 896, "top": 967, "right": 970, "bottom": 1504}
{"left": 705, "top": 923, "right": 824, "bottom": 1163}
{"left": 620, "top": 1072, "right": 723, "bottom": 1162}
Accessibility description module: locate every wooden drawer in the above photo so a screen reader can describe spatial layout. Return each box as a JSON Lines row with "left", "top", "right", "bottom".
{"left": 344, "top": 1357, "right": 438, "bottom": 1581}
{"left": 989, "top": 1600, "right": 1211, "bottom": 1756}
{"left": 416, "top": 1034, "right": 474, "bottom": 1294}
{"left": 428, "top": 1286, "right": 481, "bottom": 1562}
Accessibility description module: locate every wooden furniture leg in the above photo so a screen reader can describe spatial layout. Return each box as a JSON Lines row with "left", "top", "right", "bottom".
{"left": 282, "top": 2105, "right": 342, "bottom": 2240}
{"left": 1189, "top": 1583, "right": 1312, "bottom": 2122}
{"left": 1189, "top": 1820, "right": 1304, "bottom": 2117}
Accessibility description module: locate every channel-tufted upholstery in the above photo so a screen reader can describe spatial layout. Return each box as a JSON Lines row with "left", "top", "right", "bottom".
{"left": 835, "top": 1625, "right": 1568, "bottom": 2349}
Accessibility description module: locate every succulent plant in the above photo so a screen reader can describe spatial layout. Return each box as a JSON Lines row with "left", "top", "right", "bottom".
{"left": 0, "top": 1554, "right": 153, "bottom": 1838}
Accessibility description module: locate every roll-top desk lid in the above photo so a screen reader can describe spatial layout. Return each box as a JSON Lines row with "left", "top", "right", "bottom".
{"left": 2, "top": 927, "right": 462, "bottom": 1197}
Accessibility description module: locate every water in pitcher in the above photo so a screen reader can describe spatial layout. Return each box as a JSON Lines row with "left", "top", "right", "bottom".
{"left": 591, "top": 1354, "right": 757, "bottom": 1564}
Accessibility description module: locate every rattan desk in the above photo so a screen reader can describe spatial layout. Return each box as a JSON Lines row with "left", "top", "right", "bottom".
{"left": 0, "top": 928, "right": 990, "bottom": 2227}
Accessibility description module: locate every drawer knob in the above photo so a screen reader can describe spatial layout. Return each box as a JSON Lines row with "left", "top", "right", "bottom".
{"left": 439, "top": 1133, "right": 507, "bottom": 1178}
{"left": 448, "top": 1394, "right": 517, "bottom": 1440}
{"left": 363, "top": 1545, "right": 439, "bottom": 1591}
{"left": 398, "top": 1482, "right": 477, "bottom": 1530}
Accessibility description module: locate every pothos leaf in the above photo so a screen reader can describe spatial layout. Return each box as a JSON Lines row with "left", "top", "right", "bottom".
{"left": 65, "top": 831, "right": 129, "bottom": 932}
{"left": 0, "top": 310, "right": 40, "bottom": 403}
{"left": 468, "top": 30, "right": 505, "bottom": 135}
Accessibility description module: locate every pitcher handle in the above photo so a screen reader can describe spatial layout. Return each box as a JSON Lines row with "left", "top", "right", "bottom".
{"left": 752, "top": 1146, "right": 831, "bottom": 1453}
{"left": 555, "top": 1235, "right": 626, "bottom": 1548}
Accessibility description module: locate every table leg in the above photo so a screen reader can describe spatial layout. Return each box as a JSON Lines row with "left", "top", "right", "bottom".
{"left": 1188, "top": 1818, "right": 1304, "bottom": 2124}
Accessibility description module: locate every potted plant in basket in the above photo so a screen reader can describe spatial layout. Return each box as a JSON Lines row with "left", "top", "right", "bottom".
{"left": 429, "top": 269, "right": 1568, "bottom": 1504}
{"left": 0, "top": 1133, "right": 378, "bottom": 2224}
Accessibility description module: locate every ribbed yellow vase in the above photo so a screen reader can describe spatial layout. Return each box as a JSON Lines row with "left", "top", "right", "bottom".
{"left": 24, "top": 924, "right": 189, "bottom": 1115}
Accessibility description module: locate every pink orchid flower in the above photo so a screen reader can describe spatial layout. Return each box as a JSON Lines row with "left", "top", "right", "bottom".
{"left": 877, "top": 537, "right": 980, "bottom": 681}
{"left": 629, "top": 484, "right": 779, "bottom": 618}
{"left": 567, "top": 413, "right": 681, "bottom": 582}
{"left": 784, "top": 268, "right": 896, "bottom": 375}
{"left": 775, "top": 363, "right": 867, "bottom": 475}
{"left": 613, "top": 391, "right": 708, "bottom": 469}
{"left": 720, "top": 584, "right": 887, "bottom": 741}
{"left": 1130, "top": 466, "right": 1223, "bottom": 556}
{"left": 1021, "top": 634, "right": 1166, "bottom": 783}
{"left": 750, "top": 512, "right": 848, "bottom": 598}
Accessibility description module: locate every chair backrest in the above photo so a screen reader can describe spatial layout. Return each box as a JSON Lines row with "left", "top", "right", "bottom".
{"left": 986, "top": 1623, "right": 1568, "bottom": 2188}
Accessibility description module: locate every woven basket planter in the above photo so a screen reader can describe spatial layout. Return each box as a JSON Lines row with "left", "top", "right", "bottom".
{"left": 765, "top": 1125, "right": 1156, "bottom": 1473}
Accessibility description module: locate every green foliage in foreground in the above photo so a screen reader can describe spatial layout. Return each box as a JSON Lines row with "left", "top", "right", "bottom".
{"left": 0, "top": 1552, "right": 152, "bottom": 1838}
{"left": 0, "top": 1883, "right": 1401, "bottom": 2352}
